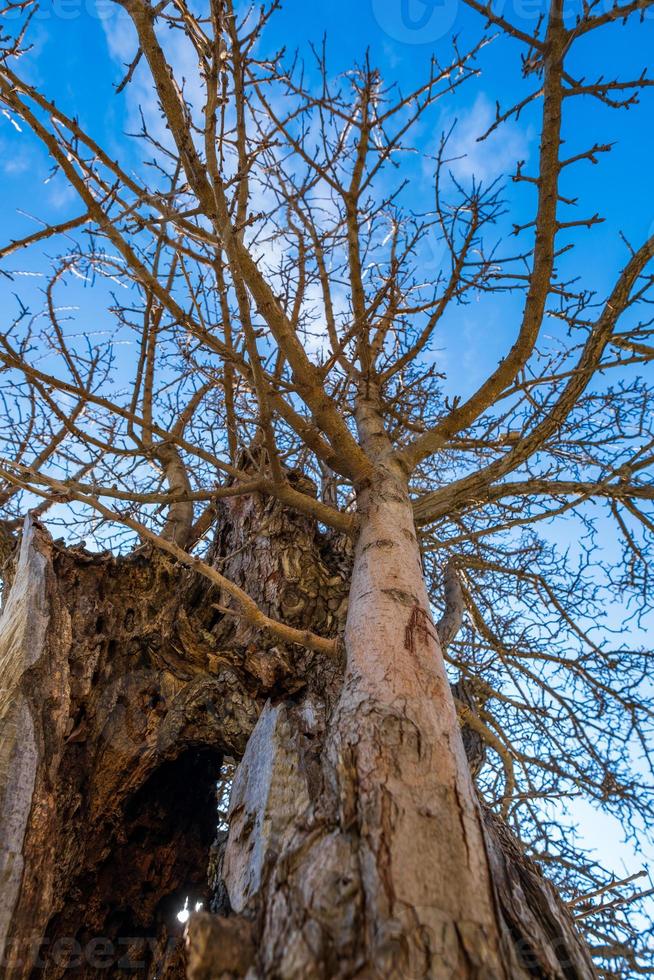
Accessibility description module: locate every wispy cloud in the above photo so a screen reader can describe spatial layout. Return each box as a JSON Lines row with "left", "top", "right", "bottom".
{"left": 439, "top": 93, "right": 532, "bottom": 185}
{"left": 100, "top": 11, "right": 204, "bottom": 153}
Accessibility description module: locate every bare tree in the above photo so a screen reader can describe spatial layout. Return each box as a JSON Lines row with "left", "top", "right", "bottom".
{"left": 0, "top": 0, "right": 653, "bottom": 977}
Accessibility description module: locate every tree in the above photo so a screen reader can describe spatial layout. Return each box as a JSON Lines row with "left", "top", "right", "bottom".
{"left": 0, "top": 0, "right": 653, "bottom": 976}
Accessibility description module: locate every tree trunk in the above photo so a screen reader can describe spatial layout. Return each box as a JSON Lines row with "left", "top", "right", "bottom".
{"left": 0, "top": 481, "right": 597, "bottom": 979}
{"left": 212, "top": 466, "right": 597, "bottom": 979}
{"left": 0, "top": 517, "right": 257, "bottom": 979}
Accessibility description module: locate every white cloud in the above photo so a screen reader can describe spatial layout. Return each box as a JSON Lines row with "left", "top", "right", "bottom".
{"left": 0, "top": 138, "right": 32, "bottom": 176}
{"left": 439, "top": 93, "right": 532, "bottom": 185}
{"left": 100, "top": 10, "right": 205, "bottom": 154}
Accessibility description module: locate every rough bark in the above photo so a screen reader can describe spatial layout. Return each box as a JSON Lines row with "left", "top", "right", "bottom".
{"left": 0, "top": 517, "right": 257, "bottom": 979}
{"left": 0, "top": 483, "right": 597, "bottom": 979}
{"left": 209, "top": 468, "right": 597, "bottom": 979}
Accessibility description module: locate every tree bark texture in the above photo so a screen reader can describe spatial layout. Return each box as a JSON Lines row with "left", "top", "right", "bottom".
{"left": 0, "top": 483, "right": 597, "bottom": 979}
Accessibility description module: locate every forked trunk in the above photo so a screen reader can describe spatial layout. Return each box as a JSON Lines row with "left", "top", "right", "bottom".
{"left": 1, "top": 484, "right": 596, "bottom": 979}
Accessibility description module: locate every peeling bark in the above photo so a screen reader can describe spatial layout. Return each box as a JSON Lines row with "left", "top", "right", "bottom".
{"left": 0, "top": 520, "right": 49, "bottom": 968}
{"left": 0, "top": 518, "right": 258, "bottom": 978}
{"left": 482, "top": 807, "right": 598, "bottom": 978}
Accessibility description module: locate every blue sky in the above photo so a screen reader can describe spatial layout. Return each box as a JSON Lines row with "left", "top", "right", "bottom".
{"left": 3, "top": 0, "right": 653, "bottom": 401}
{"left": 1, "top": 0, "right": 654, "bottom": 935}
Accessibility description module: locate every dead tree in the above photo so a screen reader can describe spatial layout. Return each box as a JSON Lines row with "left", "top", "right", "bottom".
{"left": 0, "top": 0, "right": 653, "bottom": 977}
